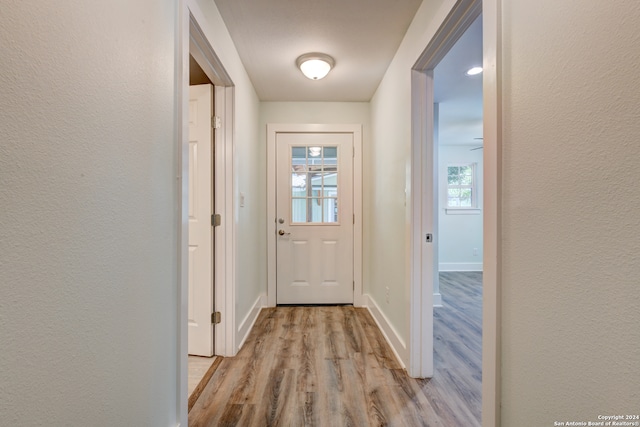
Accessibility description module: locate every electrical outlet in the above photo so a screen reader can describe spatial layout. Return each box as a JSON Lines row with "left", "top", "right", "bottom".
{"left": 385, "top": 286, "right": 390, "bottom": 304}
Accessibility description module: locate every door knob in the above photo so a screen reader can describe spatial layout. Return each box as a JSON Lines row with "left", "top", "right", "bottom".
{"left": 278, "top": 229, "right": 290, "bottom": 236}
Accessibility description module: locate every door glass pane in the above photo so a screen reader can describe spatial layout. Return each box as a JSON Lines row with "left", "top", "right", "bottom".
{"left": 323, "top": 198, "right": 338, "bottom": 223}
{"left": 310, "top": 198, "right": 322, "bottom": 222}
{"left": 290, "top": 145, "right": 339, "bottom": 223}
{"left": 292, "top": 146, "right": 307, "bottom": 159}
{"left": 291, "top": 173, "right": 306, "bottom": 196}
{"left": 323, "top": 146, "right": 338, "bottom": 172}
{"left": 322, "top": 172, "right": 337, "bottom": 195}
{"left": 292, "top": 198, "right": 307, "bottom": 222}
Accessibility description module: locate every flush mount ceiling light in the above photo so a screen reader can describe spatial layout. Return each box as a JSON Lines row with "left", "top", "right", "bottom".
{"left": 465, "top": 66, "right": 483, "bottom": 76}
{"left": 296, "top": 53, "right": 335, "bottom": 80}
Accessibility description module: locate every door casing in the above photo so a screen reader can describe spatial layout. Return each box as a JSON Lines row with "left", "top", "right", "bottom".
{"left": 267, "top": 124, "right": 363, "bottom": 307}
{"left": 177, "top": 0, "right": 236, "bottom": 424}
{"left": 185, "top": 1, "right": 236, "bottom": 358}
{"left": 410, "top": 0, "right": 501, "bottom": 426}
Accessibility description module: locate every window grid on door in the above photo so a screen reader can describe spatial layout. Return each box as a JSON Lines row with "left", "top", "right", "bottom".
{"left": 291, "top": 146, "right": 338, "bottom": 223}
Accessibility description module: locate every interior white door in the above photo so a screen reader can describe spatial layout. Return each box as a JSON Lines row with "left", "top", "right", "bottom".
{"left": 276, "top": 132, "right": 354, "bottom": 304}
{"left": 188, "top": 84, "right": 214, "bottom": 356}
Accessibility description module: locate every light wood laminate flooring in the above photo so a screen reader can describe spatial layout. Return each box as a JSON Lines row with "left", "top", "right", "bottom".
{"left": 189, "top": 356, "right": 217, "bottom": 397}
{"left": 189, "top": 272, "right": 481, "bottom": 426}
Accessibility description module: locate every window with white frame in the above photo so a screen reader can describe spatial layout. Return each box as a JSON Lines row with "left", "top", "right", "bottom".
{"left": 447, "top": 163, "right": 476, "bottom": 208}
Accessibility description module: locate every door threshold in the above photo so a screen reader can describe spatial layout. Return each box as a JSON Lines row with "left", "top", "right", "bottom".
{"left": 188, "top": 356, "right": 223, "bottom": 412}
{"left": 277, "top": 303, "right": 354, "bottom": 307}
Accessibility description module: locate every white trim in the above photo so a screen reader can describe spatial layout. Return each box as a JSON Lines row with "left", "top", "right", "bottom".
{"left": 433, "top": 293, "right": 443, "bottom": 307}
{"left": 266, "top": 125, "right": 277, "bottom": 307}
{"left": 363, "top": 294, "right": 408, "bottom": 368}
{"left": 482, "top": 1, "right": 502, "bottom": 426}
{"left": 445, "top": 208, "right": 481, "bottom": 215}
{"left": 412, "top": 0, "right": 501, "bottom": 425}
{"left": 176, "top": 4, "right": 189, "bottom": 426}
{"left": 439, "top": 262, "right": 483, "bottom": 272}
{"left": 409, "top": 0, "right": 483, "bottom": 382}
{"left": 353, "top": 125, "right": 364, "bottom": 307}
{"left": 217, "top": 85, "right": 237, "bottom": 358}
{"left": 236, "top": 294, "right": 265, "bottom": 349}
{"left": 409, "top": 68, "right": 436, "bottom": 378}
{"left": 266, "top": 123, "right": 363, "bottom": 307}
{"left": 177, "top": 1, "right": 237, "bottom": 424}
{"left": 186, "top": 0, "right": 236, "bottom": 360}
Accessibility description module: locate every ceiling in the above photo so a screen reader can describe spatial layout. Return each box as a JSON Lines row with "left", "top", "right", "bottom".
{"left": 214, "top": 0, "right": 422, "bottom": 102}
{"left": 212, "top": 0, "right": 482, "bottom": 144}
{"left": 434, "top": 15, "right": 483, "bottom": 146}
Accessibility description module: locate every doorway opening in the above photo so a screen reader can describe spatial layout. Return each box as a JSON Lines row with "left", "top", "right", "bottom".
{"left": 177, "top": 4, "right": 236, "bottom": 423}
{"left": 409, "top": 0, "right": 501, "bottom": 425}
{"left": 186, "top": 56, "right": 216, "bottom": 405}
{"left": 410, "top": 0, "right": 501, "bottom": 424}
{"left": 430, "top": 14, "right": 485, "bottom": 421}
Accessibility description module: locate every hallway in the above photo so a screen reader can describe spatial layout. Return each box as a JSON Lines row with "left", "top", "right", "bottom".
{"left": 189, "top": 273, "right": 482, "bottom": 426}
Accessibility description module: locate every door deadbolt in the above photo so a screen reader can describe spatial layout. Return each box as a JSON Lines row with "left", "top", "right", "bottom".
{"left": 278, "top": 218, "right": 285, "bottom": 224}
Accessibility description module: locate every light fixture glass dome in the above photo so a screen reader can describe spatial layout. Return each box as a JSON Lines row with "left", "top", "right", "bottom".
{"left": 296, "top": 53, "right": 335, "bottom": 80}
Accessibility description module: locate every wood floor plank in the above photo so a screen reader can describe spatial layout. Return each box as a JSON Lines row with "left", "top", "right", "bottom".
{"left": 188, "top": 356, "right": 223, "bottom": 412}
{"left": 189, "top": 272, "right": 482, "bottom": 426}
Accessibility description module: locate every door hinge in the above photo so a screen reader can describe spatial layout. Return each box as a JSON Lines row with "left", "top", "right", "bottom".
{"left": 353, "top": 214, "right": 355, "bottom": 224}
{"left": 211, "top": 312, "right": 221, "bottom": 324}
{"left": 212, "top": 214, "right": 221, "bottom": 227}
{"left": 426, "top": 233, "right": 433, "bottom": 243}
{"left": 212, "top": 116, "right": 221, "bottom": 129}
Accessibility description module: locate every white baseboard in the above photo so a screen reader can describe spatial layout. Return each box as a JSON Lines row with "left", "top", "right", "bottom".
{"left": 236, "top": 293, "right": 265, "bottom": 350}
{"left": 439, "top": 262, "right": 483, "bottom": 272}
{"left": 433, "top": 292, "right": 442, "bottom": 307}
{"left": 363, "top": 294, "right": 408, "bottom": 368}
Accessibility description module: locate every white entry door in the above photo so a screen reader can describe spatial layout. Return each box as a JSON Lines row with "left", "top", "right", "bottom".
{"left": 188, "top": 84, "right": 214, "bottom": 356}
{"left": 276, "top": 132, "right": 354, "bottom": 304}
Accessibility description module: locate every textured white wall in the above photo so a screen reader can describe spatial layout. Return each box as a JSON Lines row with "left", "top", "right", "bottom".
{"left": 438, "top": 145, "right": 483, "bottom": 270}
{"left": 0, "top": 1, "right": 179, "bottom": 425}
{"left": 193, "top": 0, "right": 263, "bottom": 348}
{"left": 368, "top": 0, "right": 453, "bottom": 347}
{"left": 501, "top": 0, "right": 640, "bottom": 424}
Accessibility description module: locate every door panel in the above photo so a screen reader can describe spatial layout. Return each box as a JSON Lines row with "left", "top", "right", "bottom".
{"left": 188, "top": 84, "right": 214, "bottom": 356}
{"left": 276, "top": 133, "right": 353, "bottom": 304}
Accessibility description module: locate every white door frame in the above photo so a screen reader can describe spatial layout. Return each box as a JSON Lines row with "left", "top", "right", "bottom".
{"left": 177, "top": 1, "right": 236, "bottom": 424}
{"left": 266, "top": 124, "right": 363, "bottom": 308}
{"left": 188, "top": 9, "right": 237, "bottom": 360}
{"left": 410, "top": 0, "right": 502, "bottom": 426}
